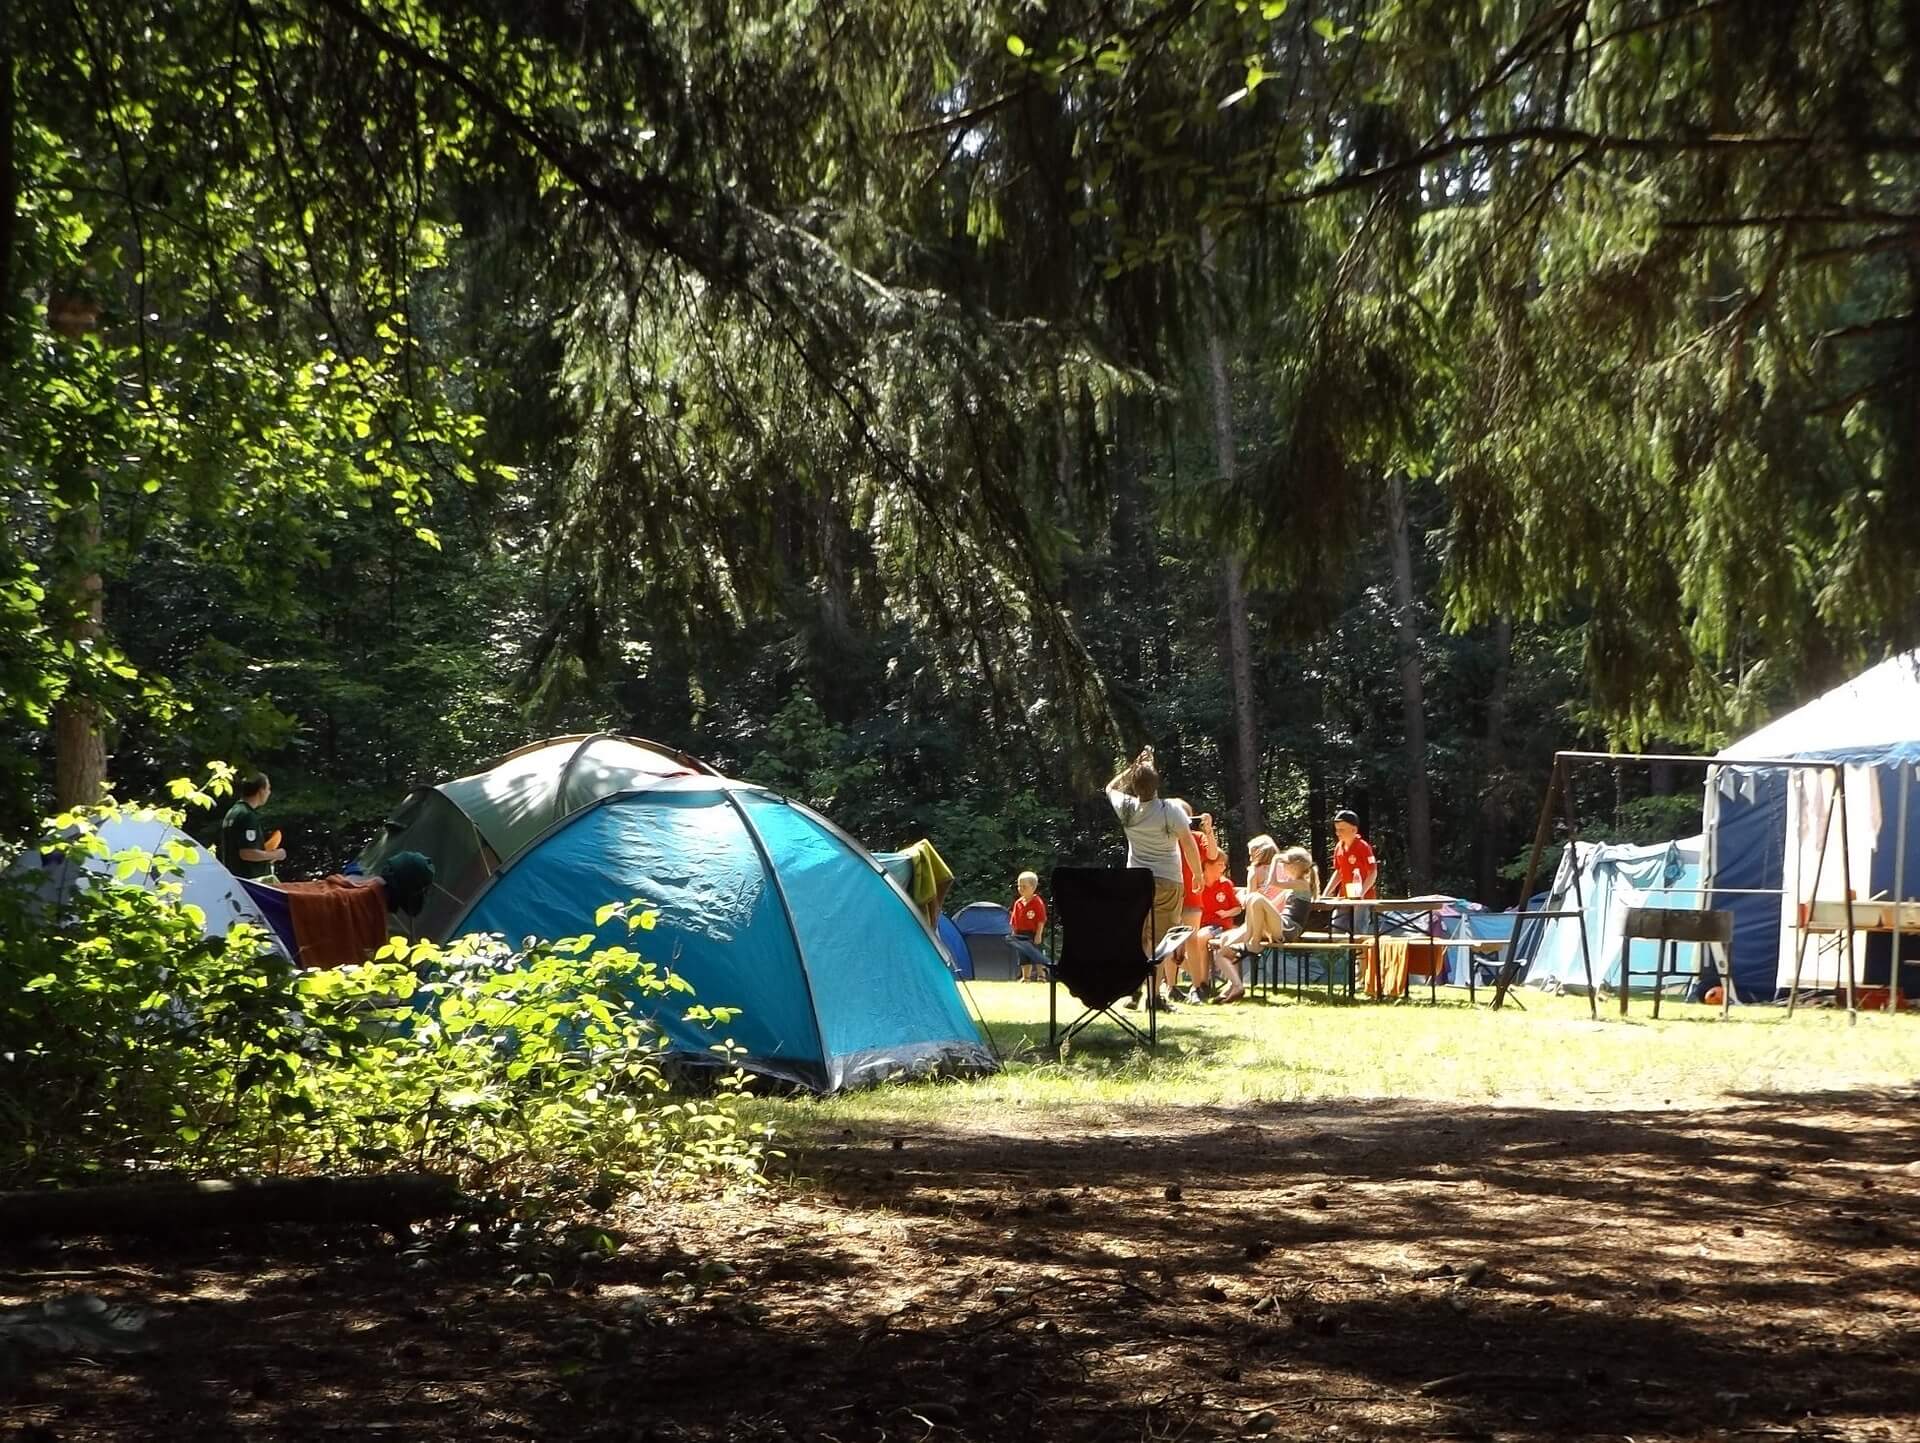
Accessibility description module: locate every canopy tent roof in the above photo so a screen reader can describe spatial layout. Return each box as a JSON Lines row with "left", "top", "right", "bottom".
{"left": 1718, "top": 652, "right": 1920, "bottom": 761}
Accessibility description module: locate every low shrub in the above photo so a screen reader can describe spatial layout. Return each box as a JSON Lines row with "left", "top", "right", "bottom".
{"left": 0, "top": 802, "right": 767, "bottom": 1191}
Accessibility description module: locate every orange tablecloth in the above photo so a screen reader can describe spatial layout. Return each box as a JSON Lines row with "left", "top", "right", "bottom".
{"left": 1357, "top": 937, "right": 1448, "bottom": 998}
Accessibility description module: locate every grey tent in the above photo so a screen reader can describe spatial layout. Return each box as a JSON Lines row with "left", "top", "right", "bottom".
{"left": 358, "top": 734, "right": 716, "bottom": 939}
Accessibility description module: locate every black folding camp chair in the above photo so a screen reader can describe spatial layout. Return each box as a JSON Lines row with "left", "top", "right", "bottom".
{"left": 1048, "top": 866, "right": 1163, "bottom": 1050}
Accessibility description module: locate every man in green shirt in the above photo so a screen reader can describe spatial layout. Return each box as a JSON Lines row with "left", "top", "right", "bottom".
{"left": 219, "top": 772, "right": 286, "bottom": 880}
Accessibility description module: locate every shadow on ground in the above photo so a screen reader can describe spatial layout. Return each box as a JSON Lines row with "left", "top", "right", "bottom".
{"left": 3, "top": 1088, "right": 1918, "bottom": 1441}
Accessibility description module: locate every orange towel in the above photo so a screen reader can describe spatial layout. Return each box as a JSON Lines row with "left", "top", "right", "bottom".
{"left": 273, "top": 875, "right": 390, "bottom": 969}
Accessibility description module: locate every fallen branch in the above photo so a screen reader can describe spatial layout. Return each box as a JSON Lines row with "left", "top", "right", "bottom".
{"left": 1418, "top": 1371, "right": 1578, "bottom": 1397}
{"left": 0, "top": 1173, "right": 466, "bottom": 1238}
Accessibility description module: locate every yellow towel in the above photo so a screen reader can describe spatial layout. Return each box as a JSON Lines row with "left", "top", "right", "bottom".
{"left": 900, "top": 838, "right": 953, "bottom": 921}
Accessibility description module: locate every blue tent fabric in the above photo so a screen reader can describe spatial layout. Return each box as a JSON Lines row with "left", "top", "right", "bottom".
{"left": 1714, "top": 750, "right": 1920, "bottom": 1000}
{"left": 1708, "top": 769, "right": 1792, "bottom": 1002}
{"left": 949, "top": 899, "right": 1047, "bottom": 979}
{"left": 1530, "top": 838, "right": 1708, "bottom": 993}
{"left": 953, "top": 901, "right": 1012, "bottom": 936}
{"left": 936, "top": 912, "right": 972, "bottom": 979}
{"left": 452, "top": 779, "right": 994, "bottom": 1093}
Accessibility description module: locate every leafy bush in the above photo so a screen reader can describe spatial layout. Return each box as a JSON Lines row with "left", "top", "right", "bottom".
{"left": 0, "top": 805, "right": 767, "bottom": 1191}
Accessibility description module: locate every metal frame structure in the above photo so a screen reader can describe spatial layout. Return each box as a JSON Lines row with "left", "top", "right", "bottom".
{"left": 1493, "top": 750, "right": 1885, "bottom": 1019}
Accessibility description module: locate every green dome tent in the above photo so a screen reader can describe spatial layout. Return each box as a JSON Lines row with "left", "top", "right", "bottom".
{"left": 358, "top": 734, "right": 717, "bottom": 939}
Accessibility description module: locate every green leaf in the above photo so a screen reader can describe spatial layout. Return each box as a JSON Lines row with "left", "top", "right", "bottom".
{"left": 1005, "top": 34, "right": 1027, "bottom": 56}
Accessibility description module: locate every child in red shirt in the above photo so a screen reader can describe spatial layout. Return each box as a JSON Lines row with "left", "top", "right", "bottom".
{"left": 1010, "top": 870, "right": 1048, "bottom": 982}
{"left": 1325, "top": 809, "right": 1378, "bottom": 900}
{"left": 1196, "top": 848, "right": 1248, "bottom": 1001}
{"left": 1324, "top": 808, "right": 1378, "bottom": 938}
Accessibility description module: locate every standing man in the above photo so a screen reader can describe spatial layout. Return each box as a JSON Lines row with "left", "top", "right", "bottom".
{"left": 220, "top": 772, "right": 287, "bottom": 880}
{"left": 1106, "top": 747, "right": 1202, "bottom": 1010}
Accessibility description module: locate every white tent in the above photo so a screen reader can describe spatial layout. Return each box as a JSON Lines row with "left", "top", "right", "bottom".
{"left": 11, "top": 811, "right": 290, "bottom": 961}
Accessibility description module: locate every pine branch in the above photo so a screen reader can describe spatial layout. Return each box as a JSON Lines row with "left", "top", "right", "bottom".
{"left": 1814, "top": 313, "right": 1917, "bottom": 345}
{"left": 1264, "top": 127, "right": 1920, "bottom": 210}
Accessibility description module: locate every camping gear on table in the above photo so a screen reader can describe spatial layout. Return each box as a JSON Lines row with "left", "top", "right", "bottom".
{"left": 445, "top": 775, "right": 994, "bottom": 1094}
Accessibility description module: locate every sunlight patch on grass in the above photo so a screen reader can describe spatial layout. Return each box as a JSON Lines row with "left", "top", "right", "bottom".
{"left": 750, "top": 982, "right": 1920, "bottom": 1136}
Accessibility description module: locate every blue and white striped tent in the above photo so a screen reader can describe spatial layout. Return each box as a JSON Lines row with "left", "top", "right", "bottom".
{"left": 446, "top": 776, "right": 994, "bottom": 1093}
{"left": 1529, "top": 837, "right": 1708, "bottom": 994}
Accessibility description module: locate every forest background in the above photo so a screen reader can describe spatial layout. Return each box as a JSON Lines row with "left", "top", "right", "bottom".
{"left": 7, "top": 0, "right": 1920, "bottom": 912}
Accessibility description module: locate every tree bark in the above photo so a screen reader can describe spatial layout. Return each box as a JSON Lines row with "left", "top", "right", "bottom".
{"left": 0, "top": 1173, "right": 465, "bottom": 1237}
{"left": 1475, "top": 617, "right": 1514, "bottom": 903}
{"left": 49, "top": 296, "right": 109, "bottom": 809}
{"left": 1386, "top": 475, "right": 1431, "bottom": 891}
{"left": 1199, "top": 225, "right": 1265, "bottom": 863}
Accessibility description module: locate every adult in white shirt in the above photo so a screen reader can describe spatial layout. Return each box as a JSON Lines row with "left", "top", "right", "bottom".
{"left": 1106, "top": 747, "right": 1201, "bottom": 1001}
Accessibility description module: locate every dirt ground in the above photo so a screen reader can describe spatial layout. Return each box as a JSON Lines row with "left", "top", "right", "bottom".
{"left": 4, "top": 1090, "right": 1918, "bottom": 1442}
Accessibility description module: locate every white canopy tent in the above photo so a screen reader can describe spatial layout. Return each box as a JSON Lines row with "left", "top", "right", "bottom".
{"left": 1707, "top": 653, "right": 1920, "bottom": 1002}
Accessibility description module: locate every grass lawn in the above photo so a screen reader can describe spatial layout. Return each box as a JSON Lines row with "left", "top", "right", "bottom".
{"left": 750, "top": 980, "right": 1920, "bottom": 1133}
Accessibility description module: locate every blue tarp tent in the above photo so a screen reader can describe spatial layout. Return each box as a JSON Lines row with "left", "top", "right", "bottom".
{"left": 953, "top": 901, "right": 1014, "bottom": 977}
{"left": 1436, "top": 893, "right": 1550, "bottom": 985}
{"left": 1708, "top": 653, "right": 1920, "bottom": 1002}
{"left": 936, "top": 912, "right": 972, "bottom": 980}
{"left": 447, "top": 776, "right": 995, "bottom": 1093}
{"left": 1438, "top": 908, "right": 1516, "bottom": 986}
{"left": 1529, "top": 837, "right": 1709, "bottom": 994}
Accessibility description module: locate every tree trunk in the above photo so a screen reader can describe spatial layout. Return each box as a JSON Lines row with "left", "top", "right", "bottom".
{"left": 1199, "top": 225, "right": 1265, "bottom": 864}
{"left": 1386, "top": 475, "right": 1431, "bottom": 891}
{"left": 1475, "top": 617, "right": 1514, "bottom": 904}
{"left": 1307, "top": 757, "right": 1328, "bottom": 884}
{"left": 49, "top": 323, "right": 108, "bottom": 809}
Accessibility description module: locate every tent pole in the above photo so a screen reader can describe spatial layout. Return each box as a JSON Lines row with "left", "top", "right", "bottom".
{"left": 1707, "top": 765, "right": 1733, "bottom": 1018}
{"left": 1836, "top": 765, "right": 1858, "bottom": 1023}
{"left": 1496, "top": 754, "right": 1562, "bottom": 1011}
{"left": 1561, "top": 760, "right": 1598, "bottom": 1019}
{"left": 1787, "top": 770, "right": 1836, "bottom": 1016}
{"left": 1893, "top": 761, "right": 1911, "bottom": 1015}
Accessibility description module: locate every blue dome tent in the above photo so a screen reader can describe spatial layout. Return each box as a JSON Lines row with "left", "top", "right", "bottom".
{"left": 445, "top": 775, "right": 995, "bottom": 1093}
